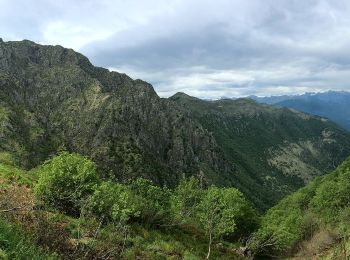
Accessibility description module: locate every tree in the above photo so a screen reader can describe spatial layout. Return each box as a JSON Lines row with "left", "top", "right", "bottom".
{"left": 34, "top": 152, "right": 100, "bottom": 215}
{"left": 170, "top": 176, "right": 204, "bottom": 225}
{"left": 197, "top": 186, "right": 255, "bottom": 259}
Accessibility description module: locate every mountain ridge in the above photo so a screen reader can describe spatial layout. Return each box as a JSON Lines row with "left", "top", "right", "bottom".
{"left": 170, "top": 92, "right": 350, "bottom": 207}
{"left": 1, "top": 39, "right": 350, "bottom": 210}
{"left": 250, "top": 91, "right": 350, "bottom": 131}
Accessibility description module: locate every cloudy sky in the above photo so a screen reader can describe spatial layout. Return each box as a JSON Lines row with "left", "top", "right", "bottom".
{"left": 1, "top": 0, "right": 350, "bottom": 98}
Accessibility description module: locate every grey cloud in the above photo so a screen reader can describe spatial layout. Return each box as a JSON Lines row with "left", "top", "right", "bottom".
{"left": 2, "top": 0, "right": 350, "bottom": 98}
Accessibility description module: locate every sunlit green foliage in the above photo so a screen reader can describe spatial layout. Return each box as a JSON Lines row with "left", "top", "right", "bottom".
{"left": 89, "top": 181, "right": 139, "bottom": 223}
{"left": 7, "top": 152, "right": 260, "bottom": 259}
{"left": 170, "top": 176, "right": 204, "bottom": 225}
{"left": 196, "top": 186, "right": 258, "bottom": 258}
{"left": 34, "top": 152, "right": 100, "bottom": 215}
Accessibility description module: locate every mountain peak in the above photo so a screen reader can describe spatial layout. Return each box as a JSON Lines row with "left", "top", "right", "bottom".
{"left": 169, "top": 92, "right": 199, "bottom": 101}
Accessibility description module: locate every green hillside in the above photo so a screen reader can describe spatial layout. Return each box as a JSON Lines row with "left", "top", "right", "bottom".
{"left": 1, "top": 39, "right": 350, "bottom": 259}
{"left": 170, "top": 93, "right": 350, "bottom": 209}
{"left": 0, "top": 39, "right": 235, "bottom": 191}
{"left": 249, "top": 156, "right": 350, "bottom": 258}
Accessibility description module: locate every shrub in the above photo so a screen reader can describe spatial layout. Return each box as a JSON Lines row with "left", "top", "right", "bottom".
{"left": 34, "top": 152, "right": 100, "bottom": 215}
{"left": 129, "top": 178, "right": 170, "bottom": 224}
{"left": 88, "top": 181, "right": 139, "bottom": 223}
{"left": 248, "top": 207, "right": 304, "bottom": 256}
{"left": 248, "top": 183, "right": 319, "bottom": 256}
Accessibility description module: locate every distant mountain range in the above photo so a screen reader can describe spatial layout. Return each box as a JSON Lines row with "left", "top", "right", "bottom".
{"left": 250, "top": 91, "right": 350, "bottom": 131}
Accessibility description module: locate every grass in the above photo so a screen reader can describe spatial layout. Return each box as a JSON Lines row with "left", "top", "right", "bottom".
{"left": 0, "top": 217, "right": 56, "bottom": 259}
{"left": 0, "top": 159, "right": 36, "bottom": 189}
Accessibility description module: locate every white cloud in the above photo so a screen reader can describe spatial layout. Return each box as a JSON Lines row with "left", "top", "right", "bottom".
{"left": 41, "top": 21, "right": 115, "bottom": 50}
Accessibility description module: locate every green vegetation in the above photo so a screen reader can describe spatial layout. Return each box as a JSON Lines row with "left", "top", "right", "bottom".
{"left": 0, "top": 153, "right": 257, "bottom": 259}
{"left": 1, "top": 40, "right": 350, "bottom": 211}
{"left": 2, "top": 39, "right": 350, "bottom": 259}
{"left": 35, "top": 152, "right": 101, "bottom": 215}
{"left": 249, "top": 156, "right": 350, "bottom": 258}
{"left": 0, "top": 218, "right": 56, "bottom": 259}
{"left": 197, "top": 186, "right": 258, "bottom": 259}
{"left": 170, "top": 93, "right": 350, "bottom": 210}
{"left": 89, "top": 181, "right": 139, "bottom": 223}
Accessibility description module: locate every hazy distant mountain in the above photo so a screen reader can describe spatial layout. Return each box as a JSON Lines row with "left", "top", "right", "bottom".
{"left": 251, "top": 91, "right": 350, "bottom": 131}
{"left": 248, "top": 94, "right": 297, "bottom": 104}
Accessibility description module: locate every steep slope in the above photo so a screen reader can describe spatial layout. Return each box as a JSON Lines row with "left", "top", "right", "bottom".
{"left": 170, "top": 93, "right": 350, "bottom": 208}
{"left": 250, "top": 156, "right": 350, "bottom": 258}
{"left": 0, "top": 39, "right": 232, "bottom": 188}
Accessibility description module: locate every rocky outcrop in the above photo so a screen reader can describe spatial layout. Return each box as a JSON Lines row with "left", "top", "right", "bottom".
{"left": 0, "top": 40, "right": 232, "bottom": 189}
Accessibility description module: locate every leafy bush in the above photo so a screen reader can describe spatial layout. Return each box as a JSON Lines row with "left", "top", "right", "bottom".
{"left": 88, "top": 181, "right": 139, "bottom": 223}
{"left": 248, "top": 182, "right": 318, "bottom": 256}
{"left": 34, "top": 152, "right": 100, "bottom": 215}
{"left": 31, "top": 153, "right": 261, "bottom": 258}
{"left": 129, "top": 178, "right": 171, "bottom": 224}
{"left": 310, "top": 163, "right": 350, "bottom": 223}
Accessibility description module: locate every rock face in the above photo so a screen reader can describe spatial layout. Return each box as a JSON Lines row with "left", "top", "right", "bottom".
{"left": 0, "top": 40, "right": 232, "bottom": 188}
{"left": 1, "top": 40, "right": 350, "bottom": 210}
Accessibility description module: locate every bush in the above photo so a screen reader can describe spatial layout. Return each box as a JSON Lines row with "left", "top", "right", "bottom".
{"left": 248, "top": 207, "right": 303, "bottom": 256}
{"left": 88, "top": 181, "right": 139, "bottom": 223}
{"left": 129, "top": 178, "right": 171, "bottom": 224}
{"left": 310, "top": 166, "right": 350, "bottom": 223}
{"left": 34, "top": 152, "right": 100, "bottom": 215}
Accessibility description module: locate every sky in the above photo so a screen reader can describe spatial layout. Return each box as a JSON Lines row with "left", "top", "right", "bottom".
{"left": 1, "top": 0, "right": 350, "bottom": 99}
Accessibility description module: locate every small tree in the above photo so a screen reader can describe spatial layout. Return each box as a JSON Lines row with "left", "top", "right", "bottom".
{"left": 197, "top": 186, "right": 254, "bottom": 259}
{"left": 170, "top": 176, "right": 204, "bottom": 225}
{"left": 34, "top": 152, "right": 100, "bottom": 215}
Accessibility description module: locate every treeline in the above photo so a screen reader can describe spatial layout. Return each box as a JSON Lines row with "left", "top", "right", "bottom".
{"left": 34, "top": 152, "right": 258, "bottom": 259}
